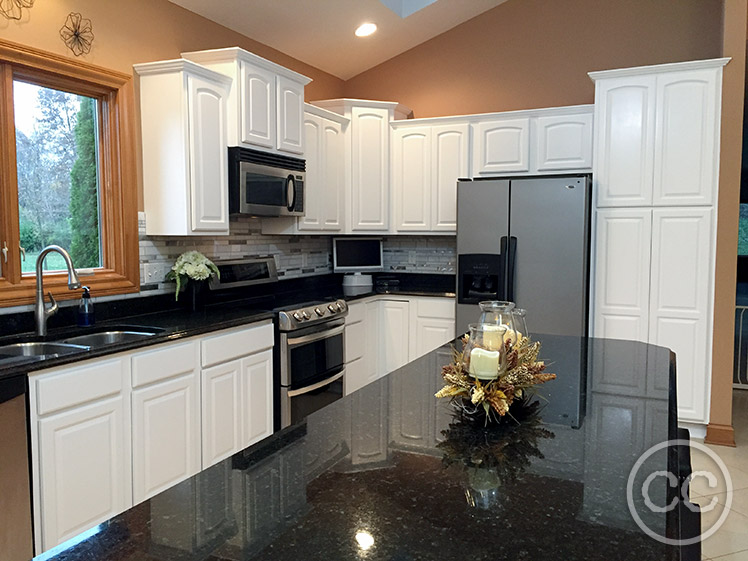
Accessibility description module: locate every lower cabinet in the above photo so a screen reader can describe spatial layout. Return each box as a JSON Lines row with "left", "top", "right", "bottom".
{"left": 344, "top": 295, "right": 455, "bottom": 395}
{"left": 29, "top": 320, "right": 274, "bottom": 553}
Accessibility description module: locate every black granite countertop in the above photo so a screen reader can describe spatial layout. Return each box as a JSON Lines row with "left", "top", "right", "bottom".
{"left": 0, "top": 273, "right": 455, "bottom": 381}
{"left": 32, "top": 334, "right": 693, "bottom": 561}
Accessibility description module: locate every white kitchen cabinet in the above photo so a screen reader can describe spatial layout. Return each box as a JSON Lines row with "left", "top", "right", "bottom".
{"left": 312, "top": 99, "right": 410, "bottom": 233}
{"left": 135, "top": 59, "right": 232, "bottom": 236}
{"left": 182, "top": 47, "right": 311, "bottom": 155}
{"left": 592, "top": 208, "right": 653, "bottom": 344}
{"left": 472, "top": 117, "right": 530, "bottom": 175}
{"left": 344, "top": 300, "right": 368, "bottom": 395}
{"left": 131, "top": 340, "right": 201, "bottom": 504}
{"left": 29, "top": 356, "right": 132, "bottom": 552}
{"left": 200, "top": 323, "right": 274, "bottom": 467}
{"left": 390, "top": 121, "right": 469, "bottom": 232}
{"left": 298, "top": 105, "right": 346, "bottom": 231}
{"left": 589, "top": 58, "right": 727, "bottom": 427}
{"left": 409, "top": 296, "right": 456, "bottom": 360}
{"left": 649, "top": 208, "right": 713, "bottom": 423}
{"left": 535, "top": 112, "right": 594, "bottom": 171}
{"left": 653, "top": 69, "right": 720, "bottom": 207}
{"left": 380, "top": 299, "right": 411, "bottom": 375}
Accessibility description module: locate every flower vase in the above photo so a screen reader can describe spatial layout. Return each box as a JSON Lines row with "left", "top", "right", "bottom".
{"left": 186, "top": 281, "right": 206, "bottom": 312}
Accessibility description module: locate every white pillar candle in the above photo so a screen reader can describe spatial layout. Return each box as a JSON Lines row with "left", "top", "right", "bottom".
{"left": 469, "top": 347, "right": 500, "bottom": 380}
{"left": 482, "top": 324, "right": 505, "bottom": 350}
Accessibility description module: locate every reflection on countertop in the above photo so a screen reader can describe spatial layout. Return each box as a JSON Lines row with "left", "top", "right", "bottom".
{"left": 34, "top": 335, "right": 686, "bottom": 561}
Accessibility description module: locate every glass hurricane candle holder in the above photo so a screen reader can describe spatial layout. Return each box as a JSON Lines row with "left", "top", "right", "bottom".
{"left": 477, "top": 301, "right": 515, "bottom": 326}
{"left": 509, "top": 308, "right": 528, "bottom": 343}
{"left": 463, "top": 323, "right": 507, "bottom": 380}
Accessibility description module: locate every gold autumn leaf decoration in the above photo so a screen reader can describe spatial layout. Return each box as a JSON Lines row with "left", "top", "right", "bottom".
{"left": 436, "top": 334, "right": 556, "bottom": 422}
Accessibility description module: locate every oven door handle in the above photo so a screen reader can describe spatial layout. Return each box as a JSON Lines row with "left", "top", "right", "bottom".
{"left": 286, "top": 323, "right": 345, "bottom": 347}
{"left": 287, "top": 369, "right": 345, "bottom": 397}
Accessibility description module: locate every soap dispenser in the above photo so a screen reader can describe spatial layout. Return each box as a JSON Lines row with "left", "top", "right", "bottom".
{"left": 77, "top": 286, "right": 94, "bottom": 326}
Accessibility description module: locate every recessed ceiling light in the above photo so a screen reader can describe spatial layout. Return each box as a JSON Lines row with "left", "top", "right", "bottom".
{"left": 355, "top": 23, "right": 377, "bottom": 37}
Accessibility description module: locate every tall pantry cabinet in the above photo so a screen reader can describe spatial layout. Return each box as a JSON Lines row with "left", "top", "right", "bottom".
{"left": 589, "top": 58, "right": 729, "bottom": 427}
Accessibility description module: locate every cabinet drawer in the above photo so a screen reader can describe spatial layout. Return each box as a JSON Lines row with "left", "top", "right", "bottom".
{"left": 346, "top": 302, "right": 365, "bottom": 325}
{"left": 201, "top": 322, "right": 273, "bottom": 368}
{"left": 415, "top": 297, "right": 455, "bottom": 320}
{"left": 345, "top": 321, "right": 365, "bottom": 362}
{"left": 132, "top": 340, "right": 199, "bottom": 388}
{"left": 33, "top": 356, "right": 128, "bottom": 416}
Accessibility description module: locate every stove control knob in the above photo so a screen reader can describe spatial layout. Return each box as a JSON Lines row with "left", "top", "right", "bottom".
{"left": 293, "top": 312, "right": 303, "bottom": 322}
{"left": 315, "top": 307, "right": 325, "bottom": 317}
{"left": 302, "top": 310, "right": 311, "bottom": 320}
{"left": 327, "top": 304, "right": 337, "bottom": 313}
{"left": 336, "top": 302, "right": 344, "bottom": 312}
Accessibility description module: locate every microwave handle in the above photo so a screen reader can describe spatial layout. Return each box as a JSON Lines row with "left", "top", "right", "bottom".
{"left": 286, "top": 175, "right": 296, "bottom": 211}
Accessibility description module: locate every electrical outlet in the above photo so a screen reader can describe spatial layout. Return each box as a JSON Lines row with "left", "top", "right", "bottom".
{"left": 144, "top": 263, "right": 164, "bottom": 283}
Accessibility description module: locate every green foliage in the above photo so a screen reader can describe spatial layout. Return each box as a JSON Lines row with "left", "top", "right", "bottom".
{"left": 69, "top": 97, "right": 100, "bottom": 268}
{"left": 19, "top": 218, "right": 41, "bottom": 252}
{"left": 739, "top": 215, "right": 748, "bottom": 256}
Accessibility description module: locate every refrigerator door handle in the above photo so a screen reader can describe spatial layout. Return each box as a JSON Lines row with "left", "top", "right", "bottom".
{"left": 499, "top": 236, "right": 508, "bottom": 300}
{"left": 506, "top": 236, "right": 517, "bottom": 302}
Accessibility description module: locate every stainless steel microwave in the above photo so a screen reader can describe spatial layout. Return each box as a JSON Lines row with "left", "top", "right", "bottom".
{"left": 228, "top": 147, "right": 305, "bottom": 217}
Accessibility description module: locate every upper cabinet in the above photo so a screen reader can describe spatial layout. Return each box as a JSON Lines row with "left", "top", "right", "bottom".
{"left": 182, "top": 48, "right": 311, "bottom": 156}
{"left": 313, "top": 99, "right": 410, "bottom": 233}
{"left": 590, "top": 59, "right": 726, "bottom": 208}
{"left": 298, "top": 104, "right": 347, "bottom": 231}
{"left": 391, "top": 120, "right": 470, "bottom": 232}
{"left": 135, "top": 59, "right": 232, "bottom": 236}
{"left": 471, "top": 106, "right": 593, "bottom": 177}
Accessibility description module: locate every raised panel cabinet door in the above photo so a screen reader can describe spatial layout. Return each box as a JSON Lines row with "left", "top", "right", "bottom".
{"left": 344, "top": 357, "right": 367, "bottom": 396}
{"left": 239, "top": 61, "right": 275, "bottom": 149}
{"left": 132, "top": 372, "right": 201, "bottom": 504}
{"left": 649, "top": 208, "right": 713, "bottom": 424}
{"left": 351, "top": 107, "right": 390, "bottom": 231}
{"left": 653, "top": 68, "right": 720, "bottom": 206}
{"left": 591, "top": 208, "right": 652, "bottom": 344}
{"left": 411, "top": 317, "right": 455, "bottom": 361}
{"left": 38, "top": 396, "right": 131, "bottom": 550}
{"left": 202, "top": 360, "right": 242, "bottom": 468}
{"left": 276, "top": 75, "right": 305, "bottom": 154}
{"left": 594, "top": 75, "right": 656, "bottom": 207}
{"left": 364, "top": 300, "right": 381, "bottom": 381}
{"left": 380, "top": 299, "right": 410, "bottom": 375}
{"left": 321, "top": 118, "right": 344, "bottom": 230}
{"left": 432, "top": 123, "right": 469, "bottom": 231}
{"left": 187, "top": 74, "right": 229, "bottom": 233}
{"left": 471, "top": 118, "right": 530, "bottom": 175}
{"left": 240, "top": 349, "right": 273, "bottom": 449}
{"left": 392, "top": 125, "right": 432, "bottom": 231}
{"left": 298, "top": 113, "right": 322, "bottom": 231}
{"left": 535, "top": 113, "right": 593, "bottom": 171}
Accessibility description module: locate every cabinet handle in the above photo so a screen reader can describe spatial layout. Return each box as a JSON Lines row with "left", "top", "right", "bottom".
{"left": 1, "top": 242, "right": 7, "bottom": 263}
{"left": 19, "top": 245, "right": 26, "bottom": 262}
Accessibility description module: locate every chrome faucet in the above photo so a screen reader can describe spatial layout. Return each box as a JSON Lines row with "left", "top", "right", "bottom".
{"left": 35, "top": 245, "right": 81, "bottom": 336}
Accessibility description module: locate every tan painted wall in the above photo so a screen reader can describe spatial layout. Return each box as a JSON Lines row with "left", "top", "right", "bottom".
{"left": 707, "top": 0, "right": 747, "bottom": 444}
{"left": 342, "top": 0, "right": 724, "bottom": 118}
{"left": 0, "top": 0, "right": 344, "bottom": 209}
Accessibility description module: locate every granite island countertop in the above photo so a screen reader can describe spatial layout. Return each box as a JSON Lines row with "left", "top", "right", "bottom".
{"left": 32, "top": 334, "right": 693, "bottom": 561}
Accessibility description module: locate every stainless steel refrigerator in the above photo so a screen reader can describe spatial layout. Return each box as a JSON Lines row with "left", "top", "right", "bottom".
{"left": 455, "top": 175, "right": 592, "bottom": 426}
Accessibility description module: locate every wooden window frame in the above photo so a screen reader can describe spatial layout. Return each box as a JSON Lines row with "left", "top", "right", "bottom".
{"left": 0, "top": 38, "right": 138, "bottom": 307}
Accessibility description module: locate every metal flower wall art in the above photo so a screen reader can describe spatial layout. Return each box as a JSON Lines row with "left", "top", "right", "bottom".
{"left": 60, "top": 12, "right": 94, "bottom": 56}
{"left": 0, "top": 0, "right": 34, "bottom": 20}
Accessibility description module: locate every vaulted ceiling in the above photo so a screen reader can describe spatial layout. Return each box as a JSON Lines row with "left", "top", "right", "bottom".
{"left": 167, "top": 0, "right": 508, "bottom": 80}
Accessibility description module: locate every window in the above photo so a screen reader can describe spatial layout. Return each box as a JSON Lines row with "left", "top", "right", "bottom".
{"left": 0, "top": 39, "right": 138, "bottom": 306}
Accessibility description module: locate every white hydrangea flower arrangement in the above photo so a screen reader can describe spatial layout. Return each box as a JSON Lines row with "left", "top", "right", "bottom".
{"left": 165, "top": 251, "right": 220, "bottom": 300}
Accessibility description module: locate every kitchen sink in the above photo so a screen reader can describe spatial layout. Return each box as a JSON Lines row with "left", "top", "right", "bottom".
{"left": 60, "top": 327, "right": 164, "bottom": 348}
{"left": 0, "top": 342, "right": 91, "bottom": 364}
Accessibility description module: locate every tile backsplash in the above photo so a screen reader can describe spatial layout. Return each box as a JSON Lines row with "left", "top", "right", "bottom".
{"left": 381, "top": 236, "right": 455, "bottom": 274}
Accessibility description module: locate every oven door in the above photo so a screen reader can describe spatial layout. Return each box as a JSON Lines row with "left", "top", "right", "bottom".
{"left": 280, "top": 321, "right": 345, "bottom": 427}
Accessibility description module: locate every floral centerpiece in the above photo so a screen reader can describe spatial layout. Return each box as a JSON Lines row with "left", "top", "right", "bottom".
{"left": 165, "top": 251, "right": 219, "bottom": 301}
{"left": 436, "top": 314, "right": 555, "bottom": 424}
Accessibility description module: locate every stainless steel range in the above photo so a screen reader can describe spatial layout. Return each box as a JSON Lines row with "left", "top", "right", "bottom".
{"left": 277, "top": 298, "right": 348, "bottom": 429}
{"left": 208, "top": 257, "right": 348, "bottom": 431}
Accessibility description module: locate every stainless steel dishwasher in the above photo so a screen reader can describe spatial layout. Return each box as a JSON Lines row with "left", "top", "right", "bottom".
{"left": 0, "top": 374, "right": 34, "bottom": 560}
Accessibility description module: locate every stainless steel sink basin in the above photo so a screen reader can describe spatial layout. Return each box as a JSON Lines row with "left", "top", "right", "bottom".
{"left": 0, "top": 342, "right": 90, "bottom": 361}
{"left": 60, "top": 329, "right": 162, "bottom": 348}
